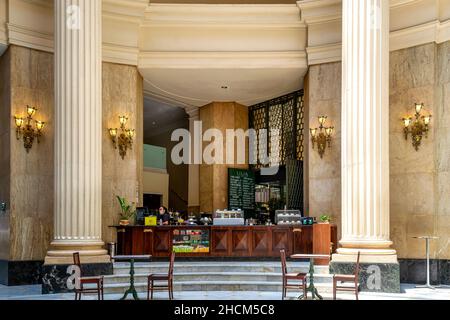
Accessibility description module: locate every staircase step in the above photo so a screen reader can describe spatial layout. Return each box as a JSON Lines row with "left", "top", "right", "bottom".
{"left": 105, "top": 261, "right": 333, "bottom": 294}
{"left": 101, "top": 281, "right": 334, "bottom": 294}
{"left": 112, "top": 262, "right": 330, "bottom": 275}
{"left": 104, "top": 272, "right": 333, "bottom": 284}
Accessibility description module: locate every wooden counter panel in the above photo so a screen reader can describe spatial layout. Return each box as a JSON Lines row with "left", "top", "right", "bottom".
{"left": 113, "top": 225, "right": 334, "bottom": 258}
{"left": 271, "top": 228, "right": 292, "bottom": 256}
{"left": 293, "top": 226, "right": 313, "bottom": 254}
{"left": 210, "top": 228, "right": 230, "bottom": 256}
{"left": 230, "top": 229, "right": 251, "bottom": 256}
{"left": 153, "top": 228, "right": 172, "bottom": 257}
{"left": 251, "top": 228, "right": 272, "bottom": 257}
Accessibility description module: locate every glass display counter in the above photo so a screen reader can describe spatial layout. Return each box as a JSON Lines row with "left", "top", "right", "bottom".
{"left": 172, "top": 228, "right": 210, "bottom": 253}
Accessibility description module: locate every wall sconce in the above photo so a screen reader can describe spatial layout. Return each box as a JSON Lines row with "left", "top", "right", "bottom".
{"left": 108, "top": 116, "right": 135, "bottom": 159}
{"left": 310, "top": 115, "right": 334, "bottom": 159}
{"left": 402, "top": 103, "right": 432, "bottom": 151}
{"left": 14, "top": 105, "right": 45, "bottom": 153}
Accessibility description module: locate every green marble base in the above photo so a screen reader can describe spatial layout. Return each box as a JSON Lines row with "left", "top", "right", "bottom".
{"left": 330, "top": 261, "right": 400, "bottom": 293}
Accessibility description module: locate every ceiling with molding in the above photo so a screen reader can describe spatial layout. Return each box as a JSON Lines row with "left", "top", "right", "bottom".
{"left": 151, "top": 1, "right": 298, "bottom": 3}
{"left": 141, "top": 67, "right": 304, "bottom": 108}
{"left": 138, "top": 3, "right": 307, "bottom": 108}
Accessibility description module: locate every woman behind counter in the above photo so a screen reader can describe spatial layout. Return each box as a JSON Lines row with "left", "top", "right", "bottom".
{"left": 158, "top": 206, "right": 171, "bottom": 225}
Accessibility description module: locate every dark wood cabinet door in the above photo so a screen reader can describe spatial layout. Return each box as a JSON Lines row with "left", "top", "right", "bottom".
{"left": 153, "top": 228, "right": 172, "bottom": 256}
{"left": 131, "top": 228, "right": 144, "bottom": 255}
{"left": 231, "top": 229, "right": 251, "bottom": 256}
{"left": 252, "top": 228, "right": 271, "bottom": 257}
{"left": 211, "top": 228, "right": 230, "bottom": 256}
{"left": 143, "top": 228, "right": 154, "bottom": 255}
{"left": 117, "top": 227, "right": 132, "bottom": 256}
{"left": 292, "top": 226, "right": 313, "bottom": 254}
{"left": 272, "top": 227, "right": 292, "bottom": 256}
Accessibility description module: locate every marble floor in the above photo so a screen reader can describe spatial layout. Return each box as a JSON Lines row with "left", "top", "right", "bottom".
{"left": 0, "top": 284, "right": 449, "bottom": 300}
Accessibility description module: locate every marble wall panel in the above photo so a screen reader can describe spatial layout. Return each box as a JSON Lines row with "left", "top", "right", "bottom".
{"left": 0, "top": 48, "right": 11, "bottom": 261}
{"left": 9, "top": 46, "right": 54, "bottom": 261}
{"left": 305, "top": 62, "right": 342, "bottom": 240}
{"left": 102, "top": 62, "right": 143, "bottom": 245}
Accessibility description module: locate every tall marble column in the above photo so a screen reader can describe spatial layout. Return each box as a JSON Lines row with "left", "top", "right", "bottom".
{"left": 45, "top": 0, "right": 109, "bottom": 264}
{"left": 334, "top": 0, "right": 397, "bottom": 263}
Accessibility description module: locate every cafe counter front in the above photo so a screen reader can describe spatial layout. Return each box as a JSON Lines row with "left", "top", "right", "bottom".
{"left": 113, "top": 224, "right": 337, "bottom": 261}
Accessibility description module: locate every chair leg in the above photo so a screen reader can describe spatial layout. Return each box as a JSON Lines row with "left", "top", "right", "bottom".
{"left": 282, "top": 280, "right": 286, "bottom": 300}
{"left": 75, "top": 292, "right": 78, "bottom": 301}
{"left": 170, "top": 280, "right": 174, "bottom": 300}
{"left": 333, "top": 280, "right": 337, "bottom": 300}
{"left": 303, "top": 282, "right": 307, "bottom": 300}
{"left": 151, "top": 280, "right": 154, "bottom": 300}
{"left": 355, "top": 286, "right": 359, "bottom": 301}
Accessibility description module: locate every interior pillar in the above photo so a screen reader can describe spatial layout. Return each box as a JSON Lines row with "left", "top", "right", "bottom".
{"left": 199, "top": 102, "right": 248, "bottom": 213}
{"left": 45, "top": 0, "right": 109, "bottom": 264}
{"left": 331, "top": 0, "right": 399, "bottom": 292}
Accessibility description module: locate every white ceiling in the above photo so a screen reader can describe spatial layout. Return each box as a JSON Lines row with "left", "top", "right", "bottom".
{"left": 141, "top": 67, "right": 305, "bottom": 107}
{"left": 137, "top": 3, "right": 307, "bottom": 108}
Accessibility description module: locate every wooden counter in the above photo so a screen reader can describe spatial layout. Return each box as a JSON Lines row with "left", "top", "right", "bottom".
{"left": 112, "top": 224, "right": 337, "bottom": 259}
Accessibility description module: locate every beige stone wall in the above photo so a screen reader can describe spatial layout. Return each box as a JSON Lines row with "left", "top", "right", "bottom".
{"left": 9, "top": 46, "right": 54, "bottom": 261}
{"left": 199, "top": 102, "right": 248, "bottom": 213}
{"left": 102, "top": 62, "right": 143, "bottom": 245}
{"left": 0, "top": 47, "right": 144, "bottom": 261}
{"left": 305, "top": 42, "right": 450, "bottom": 260}
{"left": 390, "top": 42, "right": 450, "bottom": 259}
{"left": 143, "top": 169, "right": 169, "bottom": 208}
{"left": 436, "top": 41, "right": 450, "bottom": 260}
{"left": 304, "top": 62, "right": 342, "bottom": 241}
{"left": 0, "top": 48, "right": 11, "bottom": 261}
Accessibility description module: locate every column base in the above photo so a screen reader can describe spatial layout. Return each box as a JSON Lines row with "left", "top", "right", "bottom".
{"left": 44, "top": 240, "right": 110, "bottom": 265}
{"left": 331, "top": 251, "right": 400, "bottom": 293}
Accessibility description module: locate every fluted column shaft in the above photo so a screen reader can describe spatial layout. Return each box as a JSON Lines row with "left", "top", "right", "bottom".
{"left": 338, "top": 0, "right": 396, "bottom": 257}
{"left": 46, "top": 0, "right": 107, "bottom": 263}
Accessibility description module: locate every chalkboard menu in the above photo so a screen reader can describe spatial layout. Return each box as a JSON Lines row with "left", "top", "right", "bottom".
{"left": 228, "top": 168, "right": 256, "bottom": 211}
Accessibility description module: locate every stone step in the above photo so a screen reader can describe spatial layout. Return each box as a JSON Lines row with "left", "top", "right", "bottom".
{"left": 112, "top": 262, "right": 330, "bottom": 275}
{"left": 101, "top": 281, "right": 334, "bottom": 295}
{"left": 104, "top": 272, "right": 333, "bottom": 284}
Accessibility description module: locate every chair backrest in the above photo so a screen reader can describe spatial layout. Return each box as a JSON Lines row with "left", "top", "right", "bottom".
{"left": 169, "top": 251, "right": 176, "bottom": 279}
{"left": 280, "top": 249, "right": 287, "bottom": 276}
{"left": 354, "top": 251, "right": 361, "bottom": 279}
{"left": 73, "top": 252, "right": 81, "bottom": 268}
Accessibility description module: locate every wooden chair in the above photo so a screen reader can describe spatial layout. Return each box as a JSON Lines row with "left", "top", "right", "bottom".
{"left": 280, "top": 249, "right": 308, "bottom": 300}
{"left": 147, "top": 252, "right": 175, "bottom": 300}
{"left": 73, "top": 252, "right": 104, "bottom": 300}
{"left": 333, "top": 251, "right": 361, "bottom": 300}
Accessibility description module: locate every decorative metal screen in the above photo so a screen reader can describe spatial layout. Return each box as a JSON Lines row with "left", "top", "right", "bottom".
{"left": 249, "top": 90, "right": 305, "bottom": 168}
{"left": 249, "top": 90, "right": 305, "bottom": 212}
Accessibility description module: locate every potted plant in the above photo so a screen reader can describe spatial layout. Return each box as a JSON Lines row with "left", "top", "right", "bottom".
{"left": 117, "top": 195, "right": 136, "bottom": 226}
{"left": 319, "top": 214, "right": 332, "bottom": 224}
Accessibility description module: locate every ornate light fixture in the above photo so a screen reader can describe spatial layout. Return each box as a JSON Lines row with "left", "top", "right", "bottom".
{"left": 310, "top": 116, "right": 334, "bottom": 159}
{"left": 108, "top": 115, "right": 135, "bottom": 159}
{"left": 402, "top": 103, "right": 432, "bottom": 151}
{"left": 14, "top": 105, "right": 45, "bottom": 153}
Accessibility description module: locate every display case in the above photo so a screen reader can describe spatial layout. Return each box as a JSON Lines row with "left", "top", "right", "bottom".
{"left": 275, "top": 210, "right": 302, "bottom": 225}
{"left": 172, "top": 228, "right": 210, "bottom": 253}
{"left": 213, "top": 210, "right": 245, "bottom": 226}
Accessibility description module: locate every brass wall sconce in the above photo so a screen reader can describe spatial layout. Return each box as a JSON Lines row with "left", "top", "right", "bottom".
{"left": 14, "top": 105, "right": 45, "bottom": 153}
{"left": 402, "top": 103, "right": 432, "bottom": 151}
{"left": 310, "top": 116, "right": 334, "bottom": 159}
{"left": 108, "top": 116, "right": 135, "bottom": 159}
